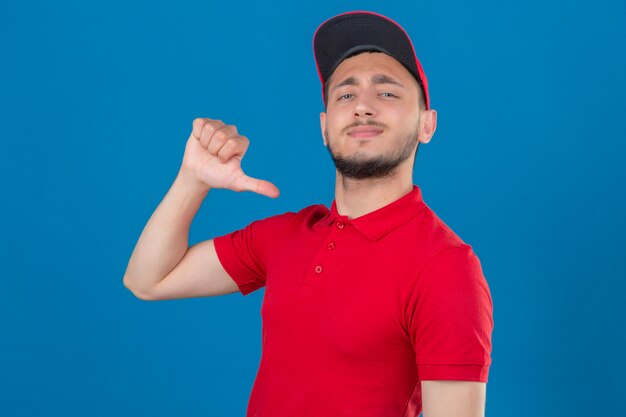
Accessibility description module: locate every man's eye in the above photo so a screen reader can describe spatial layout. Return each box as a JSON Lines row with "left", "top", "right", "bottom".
{"left": 338, "top": 93, "right": 354, "bottom": 100}
{"left": 380, "top": 92, "right": 397, "bottom": 98}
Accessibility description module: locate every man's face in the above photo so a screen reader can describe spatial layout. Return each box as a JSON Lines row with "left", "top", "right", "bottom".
{"left": 320, "top": 52, "right": 423, "bottom": 180}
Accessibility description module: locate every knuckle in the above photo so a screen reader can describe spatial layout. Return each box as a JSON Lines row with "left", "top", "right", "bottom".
{"left": 192, "top": 118, "right": 206, "bottom": 138}
{"left": 237, "top": 137, "right": 249, "bottom": 149}
{"left": 218, "top": 140, "right": 235, "bottom": 158}
{"left": 217, "top": 150, "right": 231, "bottom": 162}
{"left": 224, "top": 137, "right": 238, "bottom": 148}
{"left": 213, "top": 129, "right": 228, "bottom": 142}
{"left": 201, "top": 122, "right": 216, "bottom": 136}
{"left": 207, "top": 119, "right": 222, "bottom": 129}
{"left": 237, "top": 136, "right": 250, "bottom": 151}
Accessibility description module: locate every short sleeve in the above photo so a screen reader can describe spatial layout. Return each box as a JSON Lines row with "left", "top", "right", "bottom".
{"left": 407, "top": 246, "right": 494, "bottom": 382}
{"left": 213, "top": 219, "right": 268, "bottom": 296}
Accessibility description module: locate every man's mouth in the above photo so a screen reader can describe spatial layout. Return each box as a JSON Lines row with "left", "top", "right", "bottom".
{"left": 347, "top": 126, "right": 383, "bottom": 138}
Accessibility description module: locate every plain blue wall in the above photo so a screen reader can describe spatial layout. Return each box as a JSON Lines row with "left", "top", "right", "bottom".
{"left": 1, "top": 0, "right": 624, "bottom": 415}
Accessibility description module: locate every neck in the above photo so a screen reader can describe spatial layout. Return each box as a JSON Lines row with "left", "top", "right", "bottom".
{"left": 334, "top": 166, "right": 414, "bottom": 219}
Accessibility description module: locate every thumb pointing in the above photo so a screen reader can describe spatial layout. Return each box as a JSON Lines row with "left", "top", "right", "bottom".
{"left": 238, "top": 174, "right": 280, "bottom": 198}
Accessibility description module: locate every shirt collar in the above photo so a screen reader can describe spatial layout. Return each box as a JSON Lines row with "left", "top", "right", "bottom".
{"left": 318, "top": 185, "right": 426, "bottom": 241}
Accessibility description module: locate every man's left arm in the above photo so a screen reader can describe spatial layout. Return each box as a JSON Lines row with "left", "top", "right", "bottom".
{"left": 421, "top": 380, "right": 486, "bottom": 417}
{"left": 406, "top": 246, "right": 494, "bottom": 416}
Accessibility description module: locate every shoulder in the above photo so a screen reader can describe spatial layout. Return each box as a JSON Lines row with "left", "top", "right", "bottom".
{"left": 253, "top": 203, "right": 327, "bottom": 224}
{"left": 405, "top": 202, "right": 476, "bottom": 259}
{"left": 247, "top": 203, "right": 329, "bottom": 234}
{"left": 421, "top": 205, "right": 486, "bottom": 280}
{"left": 213, "top": 203, "right": 329, "bottom": 265}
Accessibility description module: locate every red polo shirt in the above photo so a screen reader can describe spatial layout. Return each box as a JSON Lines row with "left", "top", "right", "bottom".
{"left": 213, "top": 185, "right": 493, "bottom": 417}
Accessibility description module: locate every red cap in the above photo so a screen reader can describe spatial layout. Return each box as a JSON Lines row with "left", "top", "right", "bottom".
{"left": 313, "top": 11, "right": 430, "bottom": 110}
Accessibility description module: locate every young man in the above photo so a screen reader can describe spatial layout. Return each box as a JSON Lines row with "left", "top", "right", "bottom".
{"left": 124, "top": 11, "right": 494, "bottom": 417}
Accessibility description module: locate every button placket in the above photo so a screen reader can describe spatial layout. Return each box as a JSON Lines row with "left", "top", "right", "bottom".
{"left": 301, "top": 220, "right": 347, "bottom": 292}
{"left": 302, "top": 219, "right": 349, "bottom": 293}
{"left": 315, "top": 221, "right": 345, "bottom": 273}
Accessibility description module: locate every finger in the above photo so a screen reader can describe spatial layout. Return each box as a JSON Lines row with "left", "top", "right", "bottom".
{"left": 199, "top": 119, "right": 225, "bottom": 148}
{"left": 216, "top": 136, "right": 249, "bottom": 162}
{"left": 192, "top": 118, "right": 207, "bottom": 139}
{"left": 206, "top": 125, "right": 238, "bottom": 156}
{"left": 237, "top": 174, "right": 280, "bottom": 198}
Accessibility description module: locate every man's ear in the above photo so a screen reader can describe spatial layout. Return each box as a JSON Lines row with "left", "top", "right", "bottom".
{"left": 418, "top": 109, "right": 437, "bottom": 144}
{"left": 320, "top": 111, "right": 327, "bottom": 146}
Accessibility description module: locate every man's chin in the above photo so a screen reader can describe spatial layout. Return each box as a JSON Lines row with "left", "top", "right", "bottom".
{"left": 332, "top": 156, "right": 401, "bottom": 178}
{"left": 332, "top": 149, "right": 379, "bottom": 163}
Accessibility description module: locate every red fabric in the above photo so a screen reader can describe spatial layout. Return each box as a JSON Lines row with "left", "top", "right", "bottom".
{"left": 213, "top": 185, "right": 493, "bottom": 417}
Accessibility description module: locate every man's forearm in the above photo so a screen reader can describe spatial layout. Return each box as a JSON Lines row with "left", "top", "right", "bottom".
{"left": 123, "top": 169, "right": 210, "bottom": 296}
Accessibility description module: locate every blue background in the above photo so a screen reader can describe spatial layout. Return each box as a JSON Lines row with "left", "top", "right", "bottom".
{"left": 1, "top": 0, "right": 624, "bottom": 415}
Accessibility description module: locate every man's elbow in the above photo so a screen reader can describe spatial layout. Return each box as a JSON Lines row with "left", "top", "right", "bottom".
{"left": 123, "top": 275, "right": 158, "bottom": 301}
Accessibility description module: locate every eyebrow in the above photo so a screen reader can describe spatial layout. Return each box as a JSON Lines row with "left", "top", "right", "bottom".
{"left": 331, "top": 74, "right": 406, "bottom": 93}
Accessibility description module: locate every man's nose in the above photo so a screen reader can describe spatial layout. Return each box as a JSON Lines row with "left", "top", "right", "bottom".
{"left": 354, "top": 90, "right": 377, "bottom": 118}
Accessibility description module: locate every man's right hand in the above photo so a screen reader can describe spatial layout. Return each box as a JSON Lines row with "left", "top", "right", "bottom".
{"left": 180, "top": 118, "right": 280, "bottom": 198}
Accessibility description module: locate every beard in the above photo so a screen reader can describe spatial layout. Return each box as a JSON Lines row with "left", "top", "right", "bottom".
{"left": 325, "top": 124, "right": 420, "bottom": 180}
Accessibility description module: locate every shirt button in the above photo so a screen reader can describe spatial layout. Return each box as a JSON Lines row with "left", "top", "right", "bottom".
{"left": 337, "top": 222, "right": 345, "bottom": 229}
{"left": 314, "top": 265, "right": 323, "bottom": 274}
{"left": 327, "top": 242, "right": 335, "bottom": 250}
